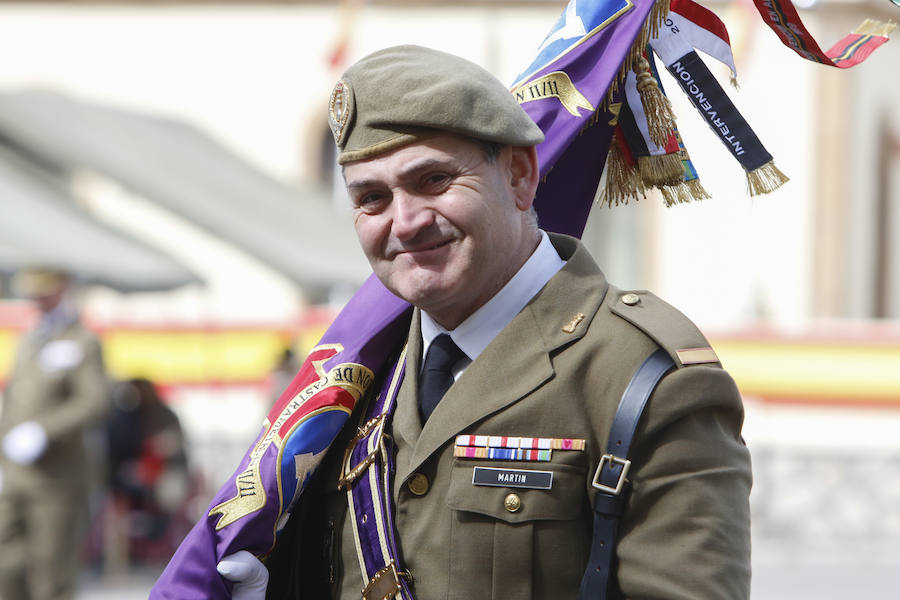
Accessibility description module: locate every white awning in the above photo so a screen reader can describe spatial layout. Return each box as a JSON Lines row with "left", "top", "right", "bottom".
{"left": 0, "top": 90, "right": 370, "bottom": 295}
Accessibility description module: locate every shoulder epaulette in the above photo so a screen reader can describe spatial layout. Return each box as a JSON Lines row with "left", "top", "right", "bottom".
{"left": 609, "top": 290, "right": 721, "bottom": 369}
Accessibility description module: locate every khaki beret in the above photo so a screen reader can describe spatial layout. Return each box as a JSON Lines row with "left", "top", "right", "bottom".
{"left": 13, "top": 266, "right": 70, "bottom": 298}
{"left": 329, "top": 45, "right": 544, "bottom": 164}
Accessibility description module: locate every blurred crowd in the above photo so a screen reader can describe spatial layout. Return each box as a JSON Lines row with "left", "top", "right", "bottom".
{"left": 0, "top": 268, "right": 196, "bottom": 600}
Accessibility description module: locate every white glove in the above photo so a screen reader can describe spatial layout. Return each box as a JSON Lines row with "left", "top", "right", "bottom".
{"left": 217, "top": 551, "right": 269, "bottom": 600}
{"left": 3, "top": 421, "right": 48, "bottom": 465}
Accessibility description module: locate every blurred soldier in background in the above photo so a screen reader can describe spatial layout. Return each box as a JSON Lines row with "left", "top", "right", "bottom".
{"left": 0, "top": 267, "right": 109, "bottom": 600}
{"left": 106, "top": 377, "right": 191, "bottom": 569}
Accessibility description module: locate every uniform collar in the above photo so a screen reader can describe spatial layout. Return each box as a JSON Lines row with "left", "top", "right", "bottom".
{"left": 420, "top": 230, "right": 565, "bottom": 366}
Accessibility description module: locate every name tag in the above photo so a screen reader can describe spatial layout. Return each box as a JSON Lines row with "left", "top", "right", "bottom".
{"left": 472, "top": 467, "right": 553, "bottom": 490}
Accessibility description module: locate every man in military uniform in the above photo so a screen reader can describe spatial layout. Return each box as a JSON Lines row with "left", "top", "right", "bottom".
{"left": 227, "top": 45, "right": 751, "bottom": 600}
{"left": 0, "top": 268, "right": 109, "bottom": 600}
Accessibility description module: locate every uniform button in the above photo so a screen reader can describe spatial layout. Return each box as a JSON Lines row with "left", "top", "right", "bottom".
{"left": 504, "top": 493, "right": 521, "bottom": 513}
{"left": 621, "top": 293, "right": 640, "bottom": 306}
{"left": 408, "top": 473, "right": 430, "bottom": 496}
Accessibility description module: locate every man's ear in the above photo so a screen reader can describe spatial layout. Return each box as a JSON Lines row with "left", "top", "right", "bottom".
{"left": 507, "top": 145, "right": 540, "bottom": 211}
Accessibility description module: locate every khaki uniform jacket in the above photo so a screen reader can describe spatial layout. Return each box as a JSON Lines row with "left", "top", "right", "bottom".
{"left": 0, "top": 318, "right": 108, "bottom": 493}
{"left": 303, "top": 234, "right": 751, "bottom": 600}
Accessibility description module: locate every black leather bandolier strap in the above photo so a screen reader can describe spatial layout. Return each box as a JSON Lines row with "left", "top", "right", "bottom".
{"left": 578, "top": 348, "right": 675, "bottom": 600}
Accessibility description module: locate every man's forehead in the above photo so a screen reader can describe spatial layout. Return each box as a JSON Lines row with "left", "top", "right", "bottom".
{"left": 343, "top": 134, "right": 482, "bottom": 184}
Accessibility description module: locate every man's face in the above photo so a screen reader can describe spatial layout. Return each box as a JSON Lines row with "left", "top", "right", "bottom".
{"left": 344, "top": 133, "right": 539, "bottom": 329}
{"left": 32, "top": 286, "right": 65, "bottom": 314}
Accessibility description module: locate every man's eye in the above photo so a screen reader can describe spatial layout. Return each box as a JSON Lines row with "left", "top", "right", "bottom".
{"left": 422, "top": 173, "right": 451, "bottom": 191}
{"left": 355, "top": 193, "right": 386, "bottom": 210}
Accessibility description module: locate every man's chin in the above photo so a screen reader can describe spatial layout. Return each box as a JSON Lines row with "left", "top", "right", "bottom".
{"left": 384, "top": 273, "right": 455, "bottom": 308}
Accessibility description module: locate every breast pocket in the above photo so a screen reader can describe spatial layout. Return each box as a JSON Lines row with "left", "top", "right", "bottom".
{"left": 445, "top": 459, "right": 589, "bottom": 600}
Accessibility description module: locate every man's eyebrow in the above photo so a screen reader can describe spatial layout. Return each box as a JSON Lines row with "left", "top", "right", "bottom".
{"left": 346, "top": 178, "right": 381, "bottom": 191}
{"left": 396, "top": 158, "right": 455, "bottom": 179}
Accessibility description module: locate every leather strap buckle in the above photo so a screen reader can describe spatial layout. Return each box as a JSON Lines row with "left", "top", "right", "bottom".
{"left": 591, "top": 453, "right": 631, "bottom": 495}
{"left": 361, "top": 559, "right": 402, "bottom": 600}
{"left": 338, "top": 413, "right": 386, "bottom": 490}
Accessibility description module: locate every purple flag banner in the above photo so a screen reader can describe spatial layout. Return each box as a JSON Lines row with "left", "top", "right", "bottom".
{"left": 516, "top": 0, "right": 657, "bottom": 237}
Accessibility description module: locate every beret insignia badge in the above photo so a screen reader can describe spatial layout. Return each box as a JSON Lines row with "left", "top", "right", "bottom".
{"left": 328, "top": 79, "right": 353, "bottom": 145}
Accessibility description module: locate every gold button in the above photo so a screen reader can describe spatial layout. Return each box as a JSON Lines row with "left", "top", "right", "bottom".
{"left": 504, "top": 493, "right": 521, "bottom": 513}
{"left": 408, "top": 473, "right": 429, "bottom": 496}
{"left": 622, "top": 293, "right": 640, "bottom": 306}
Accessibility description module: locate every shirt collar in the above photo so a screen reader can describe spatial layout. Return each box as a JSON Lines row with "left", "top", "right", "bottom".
{"left": 421, "top": 230, "right": 565, "bottom": 363}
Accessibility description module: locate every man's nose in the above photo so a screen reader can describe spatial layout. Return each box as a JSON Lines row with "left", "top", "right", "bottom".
{"left": 391, "top": 193, "right": 435, "bottom": 240}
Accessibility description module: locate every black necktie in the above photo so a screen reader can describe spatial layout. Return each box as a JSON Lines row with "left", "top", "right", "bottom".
{"left": 418, "top": 334, "right": 466, "bottom": 423}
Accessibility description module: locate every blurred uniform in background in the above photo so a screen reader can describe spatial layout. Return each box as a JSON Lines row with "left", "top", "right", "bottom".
{"left": 0, "top": 268, "right": 109, "bottom": 600}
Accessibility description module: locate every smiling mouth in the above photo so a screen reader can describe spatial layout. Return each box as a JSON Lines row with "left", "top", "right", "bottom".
{"left": 425, "top": 239, "right": 453, "bottom": 251}
{"left": 400, "top": 238, "right": 454, "bottom": 256}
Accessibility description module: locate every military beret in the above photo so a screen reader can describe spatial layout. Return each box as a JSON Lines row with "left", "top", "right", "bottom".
{"left": 329, "top": 45, "right": 544, "bottom": 164}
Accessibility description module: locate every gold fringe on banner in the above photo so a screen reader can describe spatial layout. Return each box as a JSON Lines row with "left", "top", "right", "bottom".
{"left": 685, "top": 178, "right": 712, "bottom": 201}
{"left": 746, "top": 160, "right": 789, "bottom": 196}
{"left": 638, "top": 153, "right": 684, "bottom": 187}
{"left": 601, "top": 138, "right": 646, "bottom": 207}
{"left": 661, "top": 182, "right": 690, "bottom": 207}
{"left": 647, "top": 0, "right": 670, "bottom": 41}
{"left": 660, "top": 179, "right": 711, "bottom": 207}
{"left": 854, "top": 19, "right": 897, "bottom": 37}
{"left": 659, "top": 184, "right": 681, "bottom": 208}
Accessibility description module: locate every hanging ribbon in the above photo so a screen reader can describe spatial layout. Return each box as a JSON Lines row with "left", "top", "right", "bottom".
{"left": 751, "top": 0, "right": 895, "bottom": 68}
{"left": 666, "top": 0, "right": 739, "bottom": 85}
{"left": 650, "top": 8, "right": 789, "bottom": 196}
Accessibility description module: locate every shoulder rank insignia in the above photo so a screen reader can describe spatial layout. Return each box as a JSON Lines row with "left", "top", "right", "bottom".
{"left": 676, "top": 347, "right": 719, "bottom": 365}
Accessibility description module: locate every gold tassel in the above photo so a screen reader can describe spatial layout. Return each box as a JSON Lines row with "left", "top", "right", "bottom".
{"left": 601, "top": 138, "right": 646, "bottom": 207}
{"left": 660, "top": 181, "right": 699, "bottom": 208}
{"left": 746, "top": 160, "right": 790, "bottom": 196}
{"left": 854, "top": 19, "right": 897, "bottom": 37}
{"left": 604, "top": 71, "right": 624, "bottom": 112}
{"left": 685, "top": 178, "right": 712, "bottom": 201}
{"left": 660, "top": 186, "right": 678, "bottom": 208}
{"left": 638, "top": 153, "right": 684, "bottom": 187}
{"left": 729, "top": 74, "right": 740, "bottom": 90}
{"left": 633, "top": 56, "right": 677, "bottom": 148}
